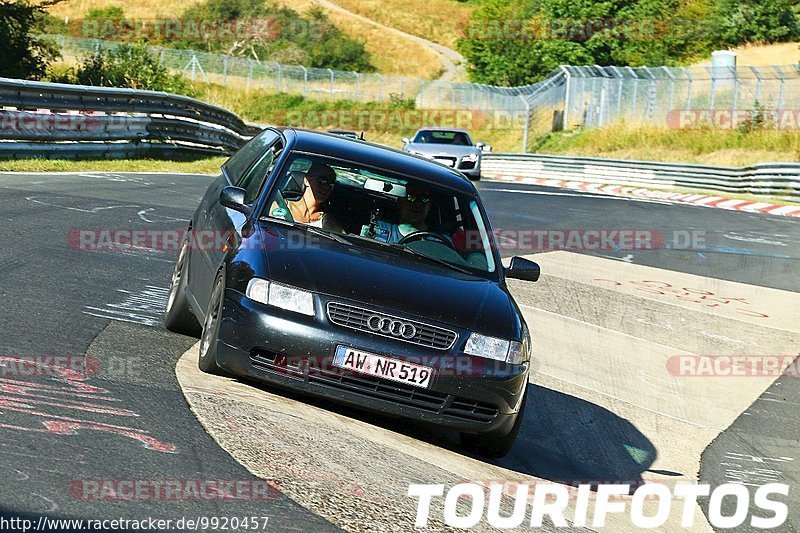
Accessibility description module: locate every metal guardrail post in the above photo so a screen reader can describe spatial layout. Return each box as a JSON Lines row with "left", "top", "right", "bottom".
{"left": 328, "top": 68, "right": 335, "bottom": 98}
{"left": 300, "top": 66, "right": 308, "bottom": 97}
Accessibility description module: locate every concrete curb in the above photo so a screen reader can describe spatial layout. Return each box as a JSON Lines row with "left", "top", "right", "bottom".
{"left": 486, "top": 174, "right": 800, "bottom": 218}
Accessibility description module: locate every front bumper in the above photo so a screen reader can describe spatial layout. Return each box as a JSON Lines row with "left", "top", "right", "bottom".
{"left": 215, "top": 290, "right": 528, "bottom": 436}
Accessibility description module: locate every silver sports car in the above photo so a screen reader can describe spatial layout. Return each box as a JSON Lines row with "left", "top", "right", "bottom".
{"left": 402, "top": 127, "right": 486, "bottom": 180}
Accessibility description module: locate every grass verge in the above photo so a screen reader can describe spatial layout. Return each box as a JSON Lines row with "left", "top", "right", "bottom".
{"left": 0, "top": 157, "right": 225, "bottom": 174}
{"left": 532, "top": 124, "right": 800, "bottom": 167}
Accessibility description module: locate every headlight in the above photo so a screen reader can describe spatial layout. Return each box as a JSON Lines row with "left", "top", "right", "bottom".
{"left": 245, "top": 278, "right": 315, "bottom": 316}
{"left": 464, "top": 333, "right": 528, "bottom": 364}
{"left": 465, "top": 152, "right": 480, "bottom": 161}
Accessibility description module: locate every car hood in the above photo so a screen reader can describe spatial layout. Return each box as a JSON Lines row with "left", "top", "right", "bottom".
{"left": 405, "top": 143, "right": 481, "bottom": 159}
{"left": 253, "top": 223, "right": 517, "bottom": 339}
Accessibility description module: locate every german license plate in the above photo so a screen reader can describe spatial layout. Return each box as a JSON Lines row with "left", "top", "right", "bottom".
{"left": 333, "top": 346, "right": 433, "bottom": 388}
{"left": 433, "top": 157, "right": 455, "bottom": 167}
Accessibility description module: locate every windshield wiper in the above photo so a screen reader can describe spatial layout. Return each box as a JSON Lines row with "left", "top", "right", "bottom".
{"left": 390, "top": 244, "right": 474, "bottom": 275}
{"left": 261, "top": 217, "right": 352, "bottom": 245}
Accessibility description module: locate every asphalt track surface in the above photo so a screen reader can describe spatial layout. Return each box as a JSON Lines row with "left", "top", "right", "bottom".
{"left": 0, "top": 171, "right": 797, "bottom": 531}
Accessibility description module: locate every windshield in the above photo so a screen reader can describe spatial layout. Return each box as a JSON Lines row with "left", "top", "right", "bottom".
{"left": 412, "top": 130, "right": 473, "bottom": 146}
{"left": 261, "top": 153, "right": 496, "bottom": 275}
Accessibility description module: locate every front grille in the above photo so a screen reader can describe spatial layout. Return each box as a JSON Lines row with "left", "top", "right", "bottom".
{"left": 326, "top": 302, "right": 457, "bottom": 350}
{"left": 308, "top": 365, "right": 499, "bottom": 423}
{"left": 459, "top": 160, "right": 476, "bottom": 170}
{"left": 248, "top": 349, "right": 499, "bottom": 423}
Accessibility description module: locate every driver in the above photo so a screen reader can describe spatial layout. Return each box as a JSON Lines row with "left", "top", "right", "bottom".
{"left": 376, "top": 183, "right": 433, "bottom": 244}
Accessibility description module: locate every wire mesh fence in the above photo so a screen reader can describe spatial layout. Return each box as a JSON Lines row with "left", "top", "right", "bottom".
{"left": 561, "top": 64, "right": 800, "bottom": 132}
{"left": 44, "top": 35, "right": 800, "bottom": 153}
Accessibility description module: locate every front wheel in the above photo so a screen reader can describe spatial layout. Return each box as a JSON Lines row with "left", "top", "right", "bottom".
{"left": 198, "top": 273, "right": 225, "bottom": 375}
{"left": 164, "top": 239, "right": 201, "bottom": 337}
{"left": 460, "top": 392, "right": 526, "bottom": 458}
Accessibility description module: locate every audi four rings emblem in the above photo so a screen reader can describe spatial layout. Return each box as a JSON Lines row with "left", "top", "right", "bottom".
{"left": 366, "top": 315, "right": 417, "bottom": 339}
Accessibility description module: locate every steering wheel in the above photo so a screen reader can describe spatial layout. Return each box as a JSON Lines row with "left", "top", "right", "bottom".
{"left": 398, "top": 231, "right": 457, "bottom": 251}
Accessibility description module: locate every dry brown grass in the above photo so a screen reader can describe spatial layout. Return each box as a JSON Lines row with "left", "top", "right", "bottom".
{"left": 46, "top": 0, "right": 444, "bottom": 78}
{"left": 270, "top": 0, "right": 442, "bottom": 78}
{"left": 323, "top": 0, "right": 474, "bottom": 49}
{"left": 694, "top": 42, "right": 800, "bottom": 67}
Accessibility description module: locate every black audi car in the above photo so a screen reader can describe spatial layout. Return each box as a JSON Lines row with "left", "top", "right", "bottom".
{"left": 165, "top": 128, "right": 540, "bottom": 457}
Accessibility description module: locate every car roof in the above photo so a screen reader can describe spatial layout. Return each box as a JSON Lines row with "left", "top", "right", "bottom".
{"left": 278, "top": 128, "right": 477, "bottom": 195}
{"left": 414, "top": 127, "right": 471, "bottom": 134}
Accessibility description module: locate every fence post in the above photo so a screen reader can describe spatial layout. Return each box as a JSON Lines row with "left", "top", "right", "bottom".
{"left": 354, "top": 72, "right": 360, "bottom": 100}
{"left": 773, "top": 66, "right": 785, "bottom": 114}
{"left": 627, "top": 67, "right": 638, "bottom": 122}
{"left": 686, "top": 69, "right": 693, "bottom": 109}
{"left": 222, "top": 56, "right": 228, "bottom": 86}
{"left": 328, "top": 68, "right": 335, "bottom": 98}
{"left": 519, "top": 95, "right": 530, "bottom": 153}
{"left": 663, "top": 66, "right": 675, "bottom": 120}
{"left": 300, "top": 66, "right": 308, "bottom": 97}
{"left": 730, "top": 66, "right": 739, "bottom": 119}
{"left": 561, "top": 66, "right": 571, "bottom": 130}
{"left": 750, "top": 66, "right": 762, "bottom": 103}
{"left": 707, "top": 66, "right": 716, "bottom": 113}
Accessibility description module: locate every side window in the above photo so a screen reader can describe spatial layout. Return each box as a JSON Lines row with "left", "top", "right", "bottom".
{"left": 240, "top": 141, "right": 283, "bottom": 205}
{"left": 222, "top": 129, "right": 280, "bottom": 186}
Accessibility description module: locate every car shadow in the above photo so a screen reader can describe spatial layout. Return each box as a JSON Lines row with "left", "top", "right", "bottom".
{"left": 240, "top": 376, "right": 658, "bottom": 488}
{"left": 491, "top": 383, "right": 658, "bottom": 489}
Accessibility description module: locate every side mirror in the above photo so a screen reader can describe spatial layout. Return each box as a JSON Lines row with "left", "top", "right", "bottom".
{"left": 220, "top": 186, "right": 249, "bottom": 215}
{"left": 476, "top": 142, "right": 485, "bottom": 150}
{"left": 402, "top": 137, "right": 410, "bottom": 145}
{"left": 505, "top": 256, "right": 540, "bottom": 282}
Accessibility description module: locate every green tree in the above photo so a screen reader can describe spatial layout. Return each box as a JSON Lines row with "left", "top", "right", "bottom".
{"left": 0, "top": 0, "right": 61, "bottom": 79}
{"left": 457, "top": 0, "right": 717, "bottom": 85}
{"left": 712, "top": 0, "right": 799, "bottom": 46}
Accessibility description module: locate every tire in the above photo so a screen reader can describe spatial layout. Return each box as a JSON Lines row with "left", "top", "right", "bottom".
{"left": 164, "top": 238, "right": 202, "bottom": 337}
{"left": 460, "top": 391, "right": 526, "bottom": 458}
{"left": 197, "top": 272, "right": 225, "bottom": 375}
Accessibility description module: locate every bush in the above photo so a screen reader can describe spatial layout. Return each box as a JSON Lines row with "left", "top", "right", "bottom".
{"left": 174, "top": 0, "right": 374, "bottom": 71}
{"left": 73, "top": 44, "right": 194, "bottom": 95}
{"left": 0, "top": 0, "right": 61, "bottom": 79}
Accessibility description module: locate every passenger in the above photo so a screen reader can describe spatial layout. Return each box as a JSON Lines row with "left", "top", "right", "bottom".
{"left": 284, "top": 161, "right": 344, "bottom": 233}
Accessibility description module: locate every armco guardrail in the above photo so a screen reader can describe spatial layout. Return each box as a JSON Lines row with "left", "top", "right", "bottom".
{"left": 0, "top": 77, "right": 261, "bottom": 158}
{"left": 482, "top": 154, "right": 800, "bottom": 198}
